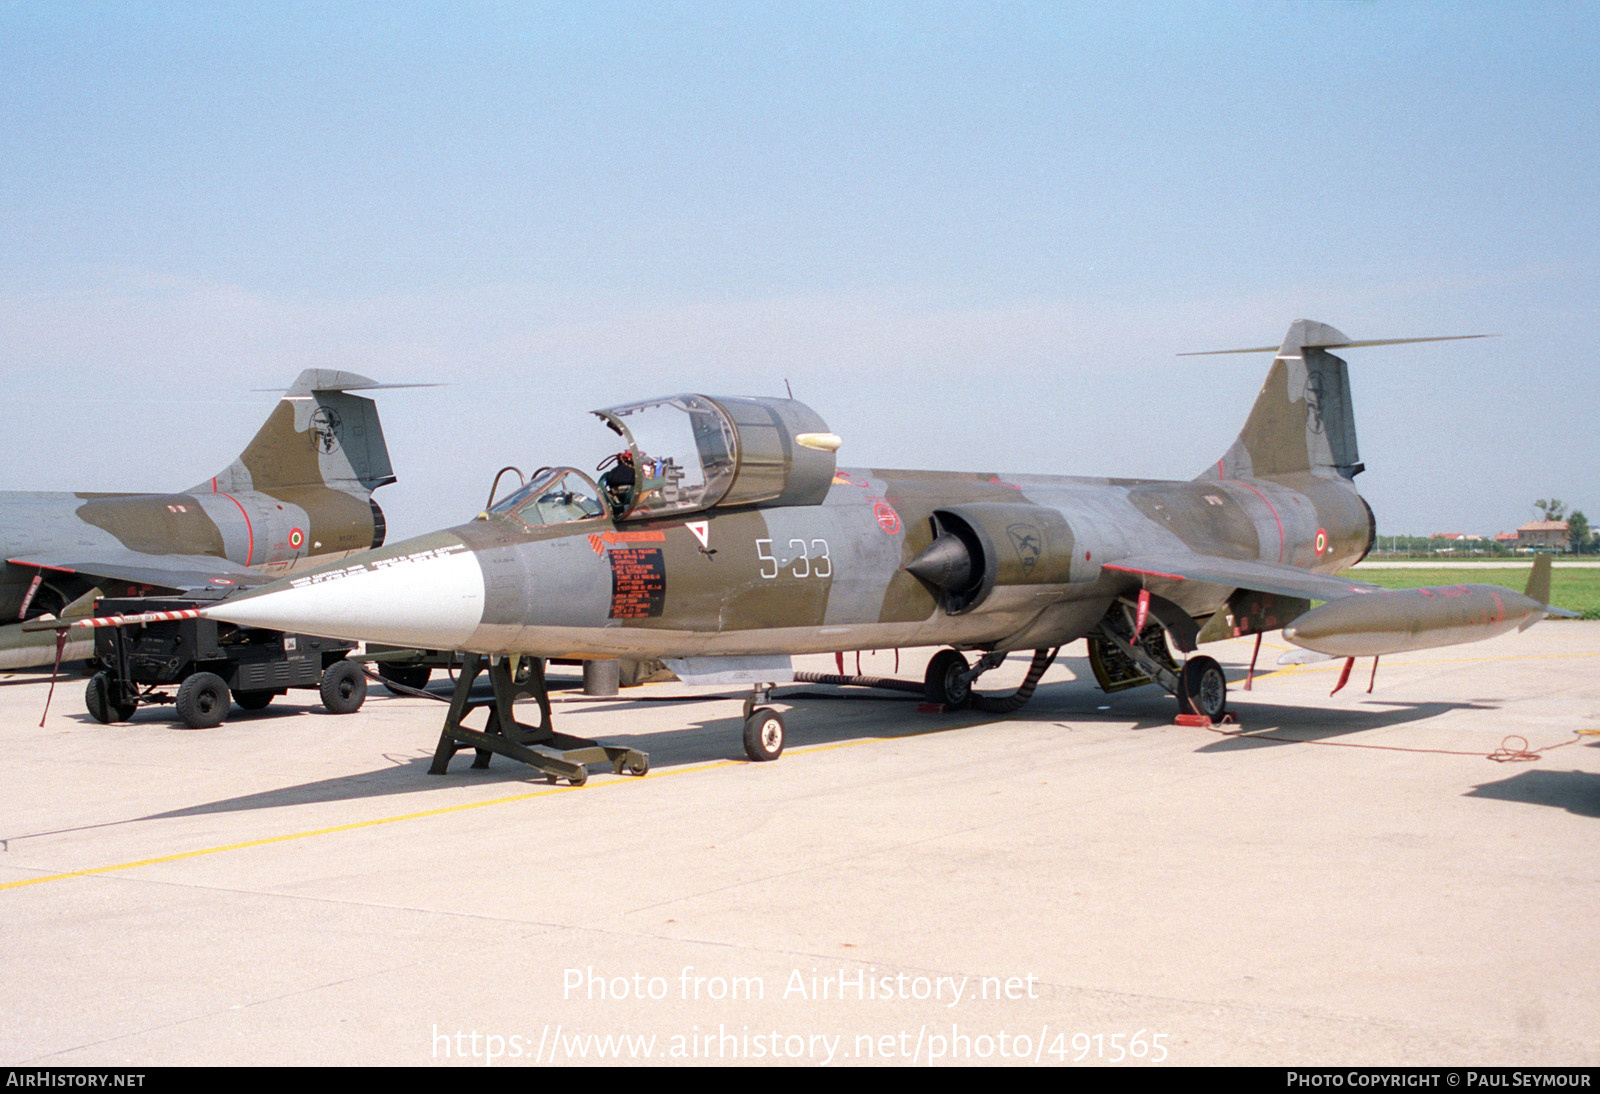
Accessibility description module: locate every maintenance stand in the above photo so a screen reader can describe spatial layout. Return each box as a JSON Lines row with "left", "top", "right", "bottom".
{"left": 428, "top": 653, "right": 649, "bottom": 785}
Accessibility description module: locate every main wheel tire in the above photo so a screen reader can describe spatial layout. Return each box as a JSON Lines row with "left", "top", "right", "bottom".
{"left": 176, "top": 672, "right": 230, "bottom": 729}
{"left": 85, "top": 672, "right": 136, "bottom": 724}
{"left": 235, "top": 690, "right": 275, "bottom": 711}
{"left": 319, "top": 660, "right": 367, "bottom": 715}
{"left": 1178, "top": 655, "right": 1228, "bottom": 721}
{"left": 743, "top": 707, "right": 785, "bottom": 762}
{"left": 378, "top": 662, "right": 432, "bottom": 694}
{"left": 923, "top": 648, "right": 972, "bottom": 709}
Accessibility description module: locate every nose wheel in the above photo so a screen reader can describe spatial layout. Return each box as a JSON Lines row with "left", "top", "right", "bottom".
{"left": 743, "top": 706, "right": 786, "bottom": 761}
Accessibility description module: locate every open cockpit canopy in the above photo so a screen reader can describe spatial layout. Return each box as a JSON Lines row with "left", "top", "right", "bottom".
{"left": 592, "top": 395, "right": 839, "bottom": 520}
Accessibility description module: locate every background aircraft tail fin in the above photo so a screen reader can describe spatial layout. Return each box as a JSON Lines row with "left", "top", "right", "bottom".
{"left": 192, "top": 370, "right": 399, "bottom": 496}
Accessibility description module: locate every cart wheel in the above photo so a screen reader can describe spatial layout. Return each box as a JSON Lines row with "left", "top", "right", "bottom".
{"left": 176, "top": 672, "right": 231, "bottom": 729}
{"left": 626, "top": 753, "right": 650, "bottom": 777}
{"left": 743, "top": 707, "right": 785, "bottom": 762}
{"left": 235, "top": 690, "right": 275, "bottom": 711}
{"left": 319, "top": 660, "right": 367, "bottom": 714}
{"left": 85, "top": 672, "right": 137, "bottom": 724}
{"left": 1177, "top": 655, "right": 1228, "bottom": 721}
{"left": 378, "top": 662, "right": 432, "bottom": 694}
{"left": 923, "top": 648, "right": 972, "bottom": 709}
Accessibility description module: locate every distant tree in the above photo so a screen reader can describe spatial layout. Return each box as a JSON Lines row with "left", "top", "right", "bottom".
{"left": 1568, "top": 510, "right": 1593, "bottom": 554}
{"left": 1534, "top": 498, "right": 1568, "bottom": 522}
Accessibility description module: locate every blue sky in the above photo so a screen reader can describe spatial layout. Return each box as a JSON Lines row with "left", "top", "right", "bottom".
{"left": 2, "top": 3, "right": 1596, "bottom": 539}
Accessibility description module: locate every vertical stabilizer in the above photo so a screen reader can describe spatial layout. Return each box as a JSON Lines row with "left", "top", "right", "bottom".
{"left": 1523, "top": 552, "right": 1553, "bottom": 606}
{"left": 194, "top": 370, "right": 397, "bottom": 495}
{"left": 1202, "top": 319, "right": 1362, "bottom": 483}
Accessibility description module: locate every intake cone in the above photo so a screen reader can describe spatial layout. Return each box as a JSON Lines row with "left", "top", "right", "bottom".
{"left": 905, "top": 533, "right": 974, "bottom": 591}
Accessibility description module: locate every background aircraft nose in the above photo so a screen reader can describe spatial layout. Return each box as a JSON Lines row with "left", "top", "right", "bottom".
{"left": 204, "top": 542, "right": 486, "bottom": 649}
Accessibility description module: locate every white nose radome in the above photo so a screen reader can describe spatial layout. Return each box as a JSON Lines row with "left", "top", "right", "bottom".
{"left": 203, "top": 544, "right": 486, "bottom": 649}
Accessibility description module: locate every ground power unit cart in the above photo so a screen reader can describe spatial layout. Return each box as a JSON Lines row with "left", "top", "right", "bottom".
{"left": 84, "top": 593, "right": 367, "bottom": 729}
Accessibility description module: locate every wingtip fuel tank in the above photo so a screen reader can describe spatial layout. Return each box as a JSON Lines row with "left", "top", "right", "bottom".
{"left": 1282, "top": 583, "right": 1552, "bottom": 658}
{"left": 1282, "top": 555, "right": 1567, "bottom": 658}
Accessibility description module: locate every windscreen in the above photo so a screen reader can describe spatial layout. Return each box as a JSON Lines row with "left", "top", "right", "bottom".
{"left": 489, "top": 468, "right": 606, "bottom": 526}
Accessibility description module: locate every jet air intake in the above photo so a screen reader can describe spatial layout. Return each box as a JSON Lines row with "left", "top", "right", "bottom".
{"left": 905, "top": 532, "right": 981, "bottom": 612}
{"left": 906, "top": 503, "right": 1076, "bottom": 615}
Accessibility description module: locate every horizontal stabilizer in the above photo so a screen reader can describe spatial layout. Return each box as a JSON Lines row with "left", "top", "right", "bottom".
{"left": 8, "top": 551, "right": 267, "bottom": 596}
{"left": 1180, "top": 334, "right": 1492, "bottom": 356}
{"left": 260, "top": 371, "right": 441, "bottom": 397}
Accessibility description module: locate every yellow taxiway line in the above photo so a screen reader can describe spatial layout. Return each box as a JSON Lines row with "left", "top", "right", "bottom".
{"left": 0, "top": 729, "right": 940, "bottom": 893}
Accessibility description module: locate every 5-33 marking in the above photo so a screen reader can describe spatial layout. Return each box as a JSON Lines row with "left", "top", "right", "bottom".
{"left": 755, "top": 537, "right": 832, "bottom": 579}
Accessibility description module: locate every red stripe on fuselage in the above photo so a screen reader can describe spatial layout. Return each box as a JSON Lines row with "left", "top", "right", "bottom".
{"left": 1217, "top": 463, "right": 1286, "bottom": 563}
{"left": 1230, "top": 479, "right": 1285, "bottom": 563}
{"left": 216, "top": 492, "right": 254, "bottom": 567}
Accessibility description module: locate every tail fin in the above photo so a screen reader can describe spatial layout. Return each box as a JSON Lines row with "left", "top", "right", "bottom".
{"left": 1200, "top": 319, "right": 1362, "bottom": 482}
{"left": 1519, "top": 552, "right": 1581, "bottom": 624}
{"left": 1523, "top": 551, "right": 1553, "bottom": 605}
{"left": 192, "top": 370, "right": 397, "bottom": 495}
{"left": 1190, "top": 321, "right": 1488, "bottom": 484}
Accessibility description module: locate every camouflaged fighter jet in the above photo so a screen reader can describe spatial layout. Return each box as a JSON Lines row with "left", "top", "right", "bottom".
{"left": 189, "top": 320, "right": 1570, "bottom": 781}
{"left": 0, "top": 370, "right": 399, "bottom": 669}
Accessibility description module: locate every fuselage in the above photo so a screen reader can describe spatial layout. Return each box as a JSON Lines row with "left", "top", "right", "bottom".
{"left": 210, "top": 464, "right": 1373, "bottom": 660}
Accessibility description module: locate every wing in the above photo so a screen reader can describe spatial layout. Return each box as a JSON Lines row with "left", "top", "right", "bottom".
{"left": 1103, "top": 554, "right": 1381, "bottom": 604}
{"left": 1105, "top": 552, "right": 1570, "bottom": 659}
{"left": 7, "top": 549, "right": 271, "bottom": 592}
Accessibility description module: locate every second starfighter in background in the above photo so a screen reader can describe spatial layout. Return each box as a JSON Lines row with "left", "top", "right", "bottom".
{"left": 2, "top": 371, "right": 400, "bottom": 668}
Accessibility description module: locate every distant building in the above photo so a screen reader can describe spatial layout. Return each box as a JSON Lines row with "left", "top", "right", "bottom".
{"left": 1517, "top": 521, "right": 1570, "bottom": 550}
{"left": 1494, "top": 531, "right": 1520, "bottom": 545}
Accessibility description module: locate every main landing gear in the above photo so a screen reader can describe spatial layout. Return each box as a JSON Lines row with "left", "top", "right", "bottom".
{"left": 921, "top": 647, "right": 1060, "bottom": 713}
{"left": 1092, "top": 595, "right": 1230, "bottom": 723}
{"left": 741, "top": 646, "right": 1059, "bottom": 763}
{"left": 1176, "top": 655, "right": 1228, "bottom": 722}
{"left": 785, "top": 647, "right": 1061, "bottom": 735}
{"left": 428, "top": 653, "right": 649, "bottom": 784}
